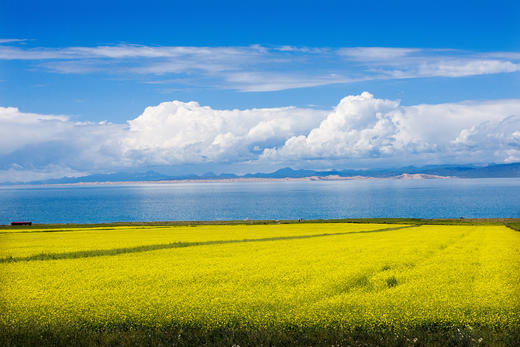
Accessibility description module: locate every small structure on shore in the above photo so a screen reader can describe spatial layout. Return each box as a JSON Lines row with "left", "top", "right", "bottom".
{"left": 11, "top": 221, "right": 32, "bottom": 226}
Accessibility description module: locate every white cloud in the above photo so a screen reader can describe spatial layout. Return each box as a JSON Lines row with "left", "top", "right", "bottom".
{"left": 0, "top": 106, "right": 126, "bottom": 182}
{"left": 122, "top": 101, "right": 327, "bottom": 165}
{"left": 416, "top": 59, "right": 520, "bottom": 77}
{"left": 0, "top": 165, "right": 85, "bottom": 184}
{"left": 0, "top": 44, "right": 264, "bottom": 63}
{"left": 261, "top": 93, "right": 520, "bottom": 165}
{"left": 338, "top": 47, "right": 420, "bottom": 60}
{"left": 262, "top": 93, "right": 401, "bottom": 160}
{"left": 453, "top": 115, "right": 520, "bottom": 163}
{"left": 222, "top": 72, "right": 354, "bottom": 92}
{"left": 339, "top": 47, "right": 520, "bottom": 79}
{"left": 0, "top": 38, "right": 27, "bottom": 44}
{"left": 1, "top": 94, "right": 520, "bottom": 182}
{"left": 1, "top": 43, "right": 519, "bottom": 91}
{"left": 0, "top": 107, "right": 69, "bottom": 154}
{"left": 39, "top": 60, "right": 107, "bottom": 74}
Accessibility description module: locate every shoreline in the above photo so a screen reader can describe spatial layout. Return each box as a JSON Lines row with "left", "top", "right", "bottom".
{"left": 2, "top": 173, "right": 454, "bottom": 188}
{"left": 2, "top": 217, "right": 519, "bottom": 229}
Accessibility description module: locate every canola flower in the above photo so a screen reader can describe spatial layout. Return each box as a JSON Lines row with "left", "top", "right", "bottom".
{"left": 0, "top": 223, "right": 519, "bottom": 345}
{"left": 0, "top": 223, "right": 393, "bottom": 259}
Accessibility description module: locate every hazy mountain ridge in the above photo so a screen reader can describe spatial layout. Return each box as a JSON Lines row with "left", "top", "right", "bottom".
{"left": 13, "top": 162, "right": 520, "bottom": 185}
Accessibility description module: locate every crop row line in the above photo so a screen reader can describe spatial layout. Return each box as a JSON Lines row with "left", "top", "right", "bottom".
{"left": 0, "top": 225, "right": 417, "bottom": 263}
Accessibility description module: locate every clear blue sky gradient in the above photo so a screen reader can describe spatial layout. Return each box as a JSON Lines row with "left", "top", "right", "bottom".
{"left": 2, "top": 1, "right": 519, "bottom": 48}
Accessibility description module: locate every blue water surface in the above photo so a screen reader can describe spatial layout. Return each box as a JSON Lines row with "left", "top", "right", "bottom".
{"left": 0, "top": 179, "right": 519, "bottom": 224}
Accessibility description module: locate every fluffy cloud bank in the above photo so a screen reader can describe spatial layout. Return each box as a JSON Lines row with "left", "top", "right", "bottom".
{"left": 1, "top": 93, "right": 520, "bottom": 182}
{"left": 0, "top": 107, "right": 125, "bottom": 181}
{"left": 122, "top": 102, "right": 326, "bottom": 165}
{"left": 262, "top": 93, "right": 520, "bottom": 164}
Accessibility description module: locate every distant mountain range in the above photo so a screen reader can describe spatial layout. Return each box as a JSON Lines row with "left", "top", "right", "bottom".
{"left": 14, "top": 162, "right": 520, "bottom": 185}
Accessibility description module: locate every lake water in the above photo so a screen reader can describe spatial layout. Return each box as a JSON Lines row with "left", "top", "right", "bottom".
{"left": 0, "top": 178, "right": 519, "bottom": 224}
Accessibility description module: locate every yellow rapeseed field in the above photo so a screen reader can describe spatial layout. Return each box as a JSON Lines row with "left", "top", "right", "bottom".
{"left": 0, "top": 222, "right": 519, "bottom": 345}
{"left": 0, "top": 223, "right": 393, "bottom": 259}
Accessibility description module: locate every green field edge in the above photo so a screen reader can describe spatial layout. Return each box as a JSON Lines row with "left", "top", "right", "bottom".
{"left": 2, "top": 217, "right": 520, "bottom": 231}
{"left": 0, "top": 225, "right": 416, "bottom": 263}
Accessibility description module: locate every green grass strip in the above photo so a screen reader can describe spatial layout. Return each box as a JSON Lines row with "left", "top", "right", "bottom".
{"left": 2, "top": 217, "right": 518, "bottom": 232}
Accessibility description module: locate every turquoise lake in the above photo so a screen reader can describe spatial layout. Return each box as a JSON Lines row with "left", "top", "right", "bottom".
{"left": 1, "top": 178, "right": 519, "bottom": 224}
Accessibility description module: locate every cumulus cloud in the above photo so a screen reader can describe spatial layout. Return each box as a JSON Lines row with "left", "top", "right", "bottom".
{"left": 1, "top": 94, "right": 520, "bottom": 182}
{"left": 0, "top": 106, "right": 125, "bottom": 182}
{"left": 262, "top": 93, "right": 402, "bottom": 160}
{"left": 261, "top": 93, "right": 520, "bottom": 165}
{"left": 0, "top": 107, "right": 69, "bottom": 154}
{"left": 453, "top": 115, "right": 520, "bottom": 163}
{"left": 122, "top": 101, "right": 326, "bottom": 165}
{"left": 1, "top": 43, "right": 519, "bottom": 91}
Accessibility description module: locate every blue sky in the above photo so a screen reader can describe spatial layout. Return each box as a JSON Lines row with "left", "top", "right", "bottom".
{"left": 0, "top": 1, "right": 520, "bottom": 182}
